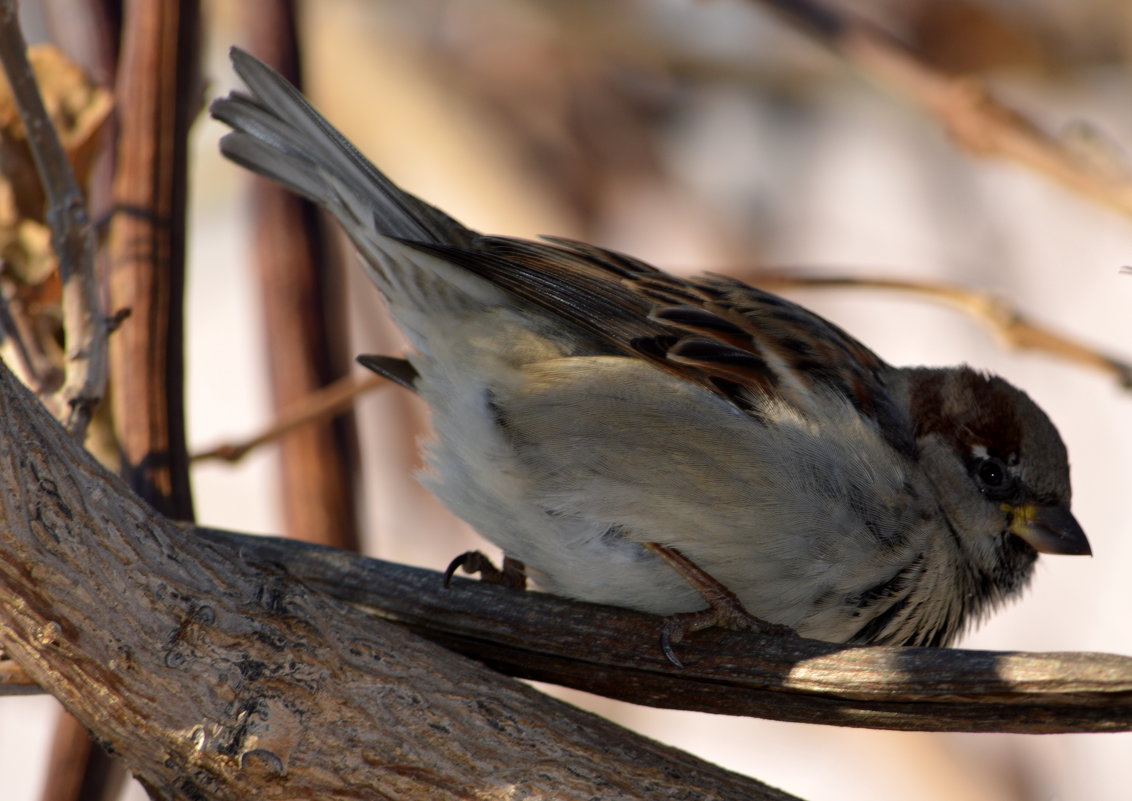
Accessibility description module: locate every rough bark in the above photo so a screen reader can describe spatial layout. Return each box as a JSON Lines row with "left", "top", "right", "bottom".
{"left": 0, "top": 357, "right": 795, "bottom": 801}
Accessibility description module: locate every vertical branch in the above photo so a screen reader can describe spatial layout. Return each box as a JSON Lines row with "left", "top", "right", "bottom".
{"left": 240, "top": 0, "right": 360, "bottom": 549}
{"left": 106, "top": 0, "right": 199, "bottom": 516}
{"left": 0, "top": 0, "right": 108, "bottom": 437}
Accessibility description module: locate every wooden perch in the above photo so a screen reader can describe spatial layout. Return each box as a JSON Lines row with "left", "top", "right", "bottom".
{"left": 0, "top": 356, "right": 796, "bottom": 800}
{"left": 9, "top": 511, "right": 1130, "bottom": 735}
{"left": 190, "top": 528, "right": 1132, "bottom": 735}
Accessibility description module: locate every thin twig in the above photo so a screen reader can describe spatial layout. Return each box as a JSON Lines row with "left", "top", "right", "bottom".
{"left": 0, "top": 279, "right": 45, "bottom": 390}
{"left": 0, "top": 0, "right": 107, "bottom": 437}
{"left": 193, "top": 263, "right": 1132, "bottom": 469}
{"left": 748, "top": 0, "right": 1132, "bottom": 222}
{"left": 192, "top": 372, "right": 386, "bottom": 463}
{"left": 749, "top": 272, "right": 1132, "bottom": 388}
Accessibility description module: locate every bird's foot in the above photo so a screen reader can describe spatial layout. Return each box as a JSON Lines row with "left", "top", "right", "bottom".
{"left": 443, "top": 551, "right": 527, "bottom": 590}
{"left": 645, "top": 541, "right": 795, "bottom": 667}
{"left": 659, "top": 602, "right": 795, "bottom": 668}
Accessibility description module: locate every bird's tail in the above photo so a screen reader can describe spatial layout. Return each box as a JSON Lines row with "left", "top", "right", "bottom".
{"left": 211, "top": 47, "right": 473, "bottom": 248}
{"left": 211, "top": 47, "right": 507, "bottom": 323}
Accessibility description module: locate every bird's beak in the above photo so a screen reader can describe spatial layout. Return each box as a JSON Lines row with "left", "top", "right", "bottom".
{"left": 1007, "top": 503, "right": 1092, "bottom": 556}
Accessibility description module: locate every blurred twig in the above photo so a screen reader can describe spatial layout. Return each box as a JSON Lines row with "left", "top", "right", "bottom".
{"left": 0, "top": 285, "right": 47, "bottom": 388}
{"left": 752, "top": 272, "right": 1132, "bottom": 388}
{"left": 0, "top": 0, "right": 107, "bottom": 437}
{"left": 194, "top": 265, "right": 1130, "bottom": 470}
{"left": 193, "top": 267, "right": 1129, "bottom": 469}
{"left": 192, "top": 372, "right": 385, "bottom": 463}
{"left": 0, "top": 651, "right": 36, "bottom": 693}
{"left": 748, "top": 0, "right": 1132, "bottom": 222}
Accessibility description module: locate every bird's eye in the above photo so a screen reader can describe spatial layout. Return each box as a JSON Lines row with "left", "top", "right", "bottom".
{"left": 974, "top": 457, "right": 1010, "bottom": 494}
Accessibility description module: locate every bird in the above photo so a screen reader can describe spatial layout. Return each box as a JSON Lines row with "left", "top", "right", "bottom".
{"left": 211, "top": 47, "right": 1090, "bottom": 658}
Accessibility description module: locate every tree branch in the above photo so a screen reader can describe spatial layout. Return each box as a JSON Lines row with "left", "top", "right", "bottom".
{"left": 748, "top": 272, "right": 1132, "bottom": 388}
{"left": 186, "top": 527, "right": 1132, "bottom": 735}
{"left": 9, "top": 514, "right": 1128, "bottom": 735}
{"left": 0, "top": 354, "right": 797, "bottom": 800}
{"left": 105, "top": 0, "right": 198, "bottom": 516}
{"left": 0, "top": 0, "right": 107, "bottom": 436}
{"left": 747, "top": 0, "right": 1132, "bottom": 222}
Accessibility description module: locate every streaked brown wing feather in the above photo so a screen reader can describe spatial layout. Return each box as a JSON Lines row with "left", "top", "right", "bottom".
{"left": 404, "top": 235, "right": 909, "bottom": 447}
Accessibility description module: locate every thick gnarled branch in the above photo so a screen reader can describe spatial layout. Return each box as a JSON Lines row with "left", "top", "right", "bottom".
{"left": 0, "top": 356, "right": 794, "bottom": 800}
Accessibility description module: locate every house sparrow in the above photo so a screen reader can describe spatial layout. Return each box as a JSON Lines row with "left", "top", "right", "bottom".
{"left": 212, "top": 48, "right": 1090, "bottom": 656}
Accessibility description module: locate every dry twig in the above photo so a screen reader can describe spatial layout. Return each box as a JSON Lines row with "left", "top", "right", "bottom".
{"left": 751, "top": 272, "right": 1132, "bottom": 388}
{"left": 0, "top": 0, "right": 107, "bottom": 437}
{"left": 749, "top": 0, "right": 1132, "bottom": 222}
{"left": 190, "top": 267, "right": 1130, "bottom": 468}
{"left": 192, "top": 372, "right": 385, "bottom": 463}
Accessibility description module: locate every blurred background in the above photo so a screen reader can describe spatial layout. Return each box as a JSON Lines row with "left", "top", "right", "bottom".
{"left": 2, "top": 0, "right": 1131, "bottom": 799}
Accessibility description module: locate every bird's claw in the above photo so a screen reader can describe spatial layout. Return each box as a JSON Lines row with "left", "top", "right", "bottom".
{"left": 659, "top": 604, "right": 796, "bottom": 668}
{"left": 443, "top": 551, "right": 527, "bottom": 589}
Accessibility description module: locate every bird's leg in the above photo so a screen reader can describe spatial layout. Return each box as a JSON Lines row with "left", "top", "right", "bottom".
{"left": 444, "top": 551, "right": 527, "bottom": 590}
{"left": 644, "top": 542, "right": 795, "bottom": 666}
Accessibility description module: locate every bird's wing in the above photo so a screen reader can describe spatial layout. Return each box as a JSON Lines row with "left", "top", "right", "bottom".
{"left": 406, "top": 235, "right": 913, "bottom": 453}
